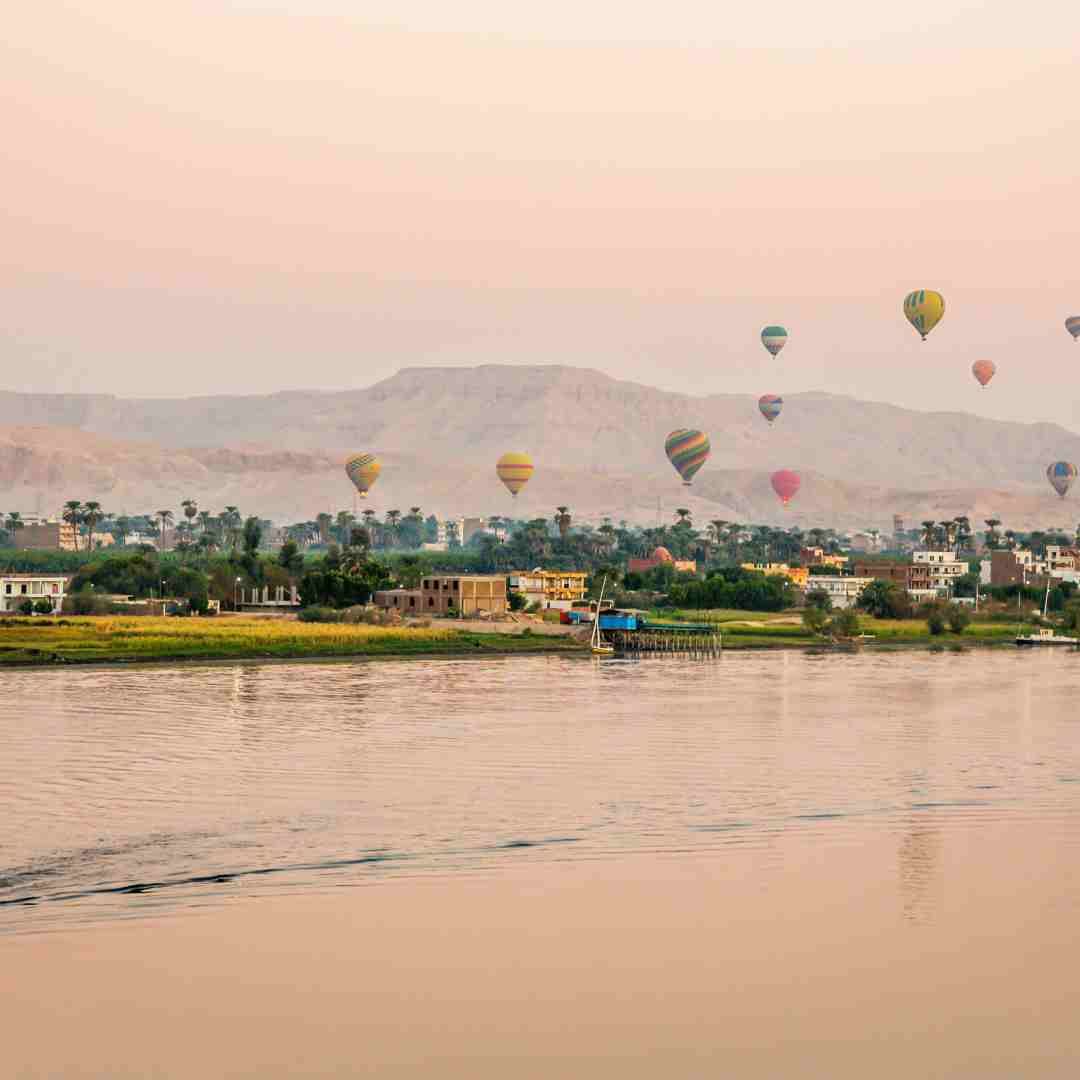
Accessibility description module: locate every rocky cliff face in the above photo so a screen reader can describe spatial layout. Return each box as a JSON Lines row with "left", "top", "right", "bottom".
{"left": 1, "top": 366, "right": 1078, "bottom": 528}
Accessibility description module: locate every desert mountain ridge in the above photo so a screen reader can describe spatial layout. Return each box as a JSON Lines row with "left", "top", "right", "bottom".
{"left": 2, "top": 365, "right": 1079, "bottom": 529}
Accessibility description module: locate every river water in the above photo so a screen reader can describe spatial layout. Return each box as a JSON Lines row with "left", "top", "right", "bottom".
{"left": 4, "top": 650, "right": 1080, "bottom": 1076}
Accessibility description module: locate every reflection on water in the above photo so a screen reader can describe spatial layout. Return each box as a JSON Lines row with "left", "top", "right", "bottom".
{"left": 3, "top": 649, "right": 1080, "bottom": 932}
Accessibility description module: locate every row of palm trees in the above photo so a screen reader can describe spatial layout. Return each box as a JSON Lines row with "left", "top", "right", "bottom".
{"left": 48, "top": 500, "right": 247, "bottom": 552}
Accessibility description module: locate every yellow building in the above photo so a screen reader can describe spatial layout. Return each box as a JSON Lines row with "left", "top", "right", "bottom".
{"left": 509, "top": 570, "right": 588, "bottom": 610}
{"left": 741, "top": 562, "right": 810, "bottom": 589}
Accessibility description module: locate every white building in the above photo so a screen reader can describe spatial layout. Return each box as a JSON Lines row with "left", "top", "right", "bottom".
{"left": 912, "top": 550, "right": 967, "bottom": 594}
{"left": 0, "top": 573, "right": 73, "bottom": 613}
{"left": 805, "top": 576, "right": 874, "bottom": 609}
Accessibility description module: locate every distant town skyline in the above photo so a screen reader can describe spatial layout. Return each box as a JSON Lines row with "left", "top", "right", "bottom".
{"left": 3, "top": 2, "right": 1079, "bottom": 429}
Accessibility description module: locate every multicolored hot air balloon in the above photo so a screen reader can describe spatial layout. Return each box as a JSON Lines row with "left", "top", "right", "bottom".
{"left": 972, "top": 360, "right": 996, "bottom": 388}
{"left": 770, "top": 469, "right": 801, "bottom": 507}
{"left": 760, "top": 326, "right": 788, "bottom": 357}
{"left": 903, "top": 290, "right": 945, "bottom": 341}
{"left": 1066, "top": 316, "right": 1080, "bottom": 341}
{"left": 758, "top": 394, "right": 783, "bottom": 423}
{"left": 664, "top": 429, "right": 711, "bottom": 486}
{"left": 1047, "top": 461, "right": 1078, "bottom": 499}
{"left": 344, "top": 452, "right": 380, "bottom": 498}
{"left": 496, "top": 452, "right": 534, "bottom": 497}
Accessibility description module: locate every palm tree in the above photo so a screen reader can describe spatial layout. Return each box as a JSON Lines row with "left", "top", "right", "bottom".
{"left": 315, "top": 513, "right": 332, "bottom": 544}
{"left": 445, "top": 519, "right": 460, "bottom": 549}
{"left": 63, "top": 500, "right": 83, "bottom": 551}
{"left": 156, "top": 509, "right": 174, "bottom": 551}
{"left": 984, "top": 518, "right": 1002, "bottom": 549}
{"left": 222, "top": 506, "right": 241, "bottom": 550}
{"left": 674, "top": 508, "right": 692, "bottom": 526}
{"left": 198, "top": 509, "right": 212, "bottom": 533}
{"left": 82, "top": 501, "right": 105, "bottom": 547}
{"left": 554, "top": 506, "right": 572, "bottom": 539}
{"left": 920, "top": 520, "right": 937, "bottom": 550}
{"left": 181, "top": 499, "right": 198, "bottom": 534}
{"left": 5, "top": 511, "right": 25, "bottom": 533}
{"left": 385, "top": 509, "right": 402, "bottom": 547}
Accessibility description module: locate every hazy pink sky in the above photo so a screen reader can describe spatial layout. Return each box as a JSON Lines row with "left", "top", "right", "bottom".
{"left": 3, "top": 2, "right": 1079, "bottom": 427}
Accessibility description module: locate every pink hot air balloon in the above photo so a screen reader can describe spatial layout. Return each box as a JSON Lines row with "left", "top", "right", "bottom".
{"left": 972, "top": 360, "right": 996, "bottom": 388}
{"left": 771, "top": 469, "right": 801, "bottom": 507}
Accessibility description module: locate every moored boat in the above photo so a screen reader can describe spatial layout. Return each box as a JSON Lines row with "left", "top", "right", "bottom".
{"left": 1015, "top": 627, "right": 1079, "bottom": 647}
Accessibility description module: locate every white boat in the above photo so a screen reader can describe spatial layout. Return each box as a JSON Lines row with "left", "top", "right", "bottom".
{"left": 591, "top": 576, "right": 615, "bottom": 656}
{"left": 1015, "top": 627, "right": 1079, "bottom": 647}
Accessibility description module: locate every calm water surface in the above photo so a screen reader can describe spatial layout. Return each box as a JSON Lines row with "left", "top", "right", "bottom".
{"left": 4, "top": 649, "right": 1080, "bottom": 932}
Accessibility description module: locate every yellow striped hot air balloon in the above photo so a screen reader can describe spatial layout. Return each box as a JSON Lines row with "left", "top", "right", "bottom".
{"left": 344, "top": 452, "right": 381, "bottom": 498}
{"left": 496, "top": 452, "right": 534, "bottom": 498}
{"left": 903, "top": 290, "right": 945, "bottom": 341}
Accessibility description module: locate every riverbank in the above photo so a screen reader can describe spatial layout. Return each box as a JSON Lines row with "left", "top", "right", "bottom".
{"left": 0, "top": 615, "right": 587, "bottom": 666}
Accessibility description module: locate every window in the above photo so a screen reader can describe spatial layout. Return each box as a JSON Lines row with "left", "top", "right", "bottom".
{"left": 20, "top": 584, "right": 27, "bottom": 594}
{"left": 409, "top": 597, "right": 415, "bottom": 607}
{"left": 4, "top": 584, "right": 10, "bottom": 594}
{"left": 428, "top": 597, "right": 434, "bottom": 607}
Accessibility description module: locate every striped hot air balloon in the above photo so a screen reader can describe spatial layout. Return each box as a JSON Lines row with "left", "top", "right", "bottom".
{"left": 1047, "top": 461, "right": 1078, "bottom": 498}
{"left": 664, "top": 429, "right": 711, "bottom": 486}
{"left": 1066, "top": 316, "right": 1080, "bottom": 341}
{"left": 971, "top": 360, "right": 996, "bottom": 388}
{"left": 758, "top": 394, "right": 783, "bottom": 423}
{"left": 770, "top": 469, "right": 801, "bottom": 507}
{"left": 344, "top": 452, "right": 381, "bottom": 498}
{"left": 760, "top": 326, "right": 788, "bottom": 357}
{"left": 496, "top": 452, "right": 534, "bottom": 497}
{"left": 903, "top": 290, "right": 945, "bottom": 341}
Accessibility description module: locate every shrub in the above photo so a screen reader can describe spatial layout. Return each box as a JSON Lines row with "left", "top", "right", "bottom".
{"left": 802, "top": 606, "right": 829, "bottom": 636}
{"left": 947, "top": 604, "right": 972, "bottom": 634}
{"left": 62, "top": 592, "right": 112, "bottom": 615}
{"left": 805, "top": 588, "right": 832, "bottom": 612}
{"left": 927, "top": 609, "right": 946, "bottom": 635}
{"left": 33, "top": 598, "right": 55, "bottom": 614}
{"left": 827, "top": 608, "right": 861, "bottom": 640}
{"left": 298, "top": 605, "right": 341, "bottom": 623}
{"left": 508, "top": 589, "right": 526, "bottom": 612}
{"left": 17, "top": 598, "right": 34, "bottom": 615}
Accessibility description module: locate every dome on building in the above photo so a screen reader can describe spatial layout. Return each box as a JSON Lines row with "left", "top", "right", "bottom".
{"left": 652, "top": 546, "right": 674, "bottom": 563}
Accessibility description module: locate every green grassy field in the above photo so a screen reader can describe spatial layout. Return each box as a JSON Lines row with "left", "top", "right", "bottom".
{"left": 660, "top": 609, "right": 1020, "bottom": 649}
{"left": 0, "top": 616, "right": 586, "bottom": 666}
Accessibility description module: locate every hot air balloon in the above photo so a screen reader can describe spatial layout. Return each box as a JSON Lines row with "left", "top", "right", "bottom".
{"left": 1066, "top": 316, "right": 1080, "bottom": 341}
{"left": 760, "top": 326, "right": 788, "bottom": 357}
{"left": 758, "top": 394, "right": 783, "bottom": 423}
{"left": 903, "top": 290, "right": 945, "bottom": 341}
{"left": 972, "top": 360, "right": 996, "bottom": 388}
{"left": 496, "top": 452, "right": 534, "bottom": 498}
{"left": 344, "top": 452, "right": 381, "bottom": 498}
{"left": 1046, "top": 461, "right": 1078, "bottom": 499}
{"left": 664, "top": 429, "right": 711, "bottom": 486}
{"left": 770, "top": 469, "right": 801, "bottom": 507}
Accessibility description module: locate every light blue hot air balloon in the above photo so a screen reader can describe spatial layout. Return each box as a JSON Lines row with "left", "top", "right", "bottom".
{"left": 1066, "top": 316, "right": 1080, "bottom": 341}
{"left": 1047, "top": 461, "right": 1078, "bottom": 498}
{"left": 758, "top": 394, "right": 783, "bottom": 423}
{"left": 760, "top": 326, "right": 788, "bottom": 357}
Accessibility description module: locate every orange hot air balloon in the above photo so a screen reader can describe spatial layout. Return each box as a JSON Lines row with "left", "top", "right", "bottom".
{"left": 496, "top": 452, "right": 534, "bottom": 497}
{"left": 972, "top": 360, "right": 996, "bottom": 388}
{"left": 770, "top": 469, "right": 801, "bottom": 507}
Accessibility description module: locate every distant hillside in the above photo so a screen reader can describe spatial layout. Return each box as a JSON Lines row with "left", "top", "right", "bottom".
{"left": 1, "top": 422, "right": 1076, "bottom": 531}
{"left": 1, "top": 367, "right": 1077, "bottom": 500}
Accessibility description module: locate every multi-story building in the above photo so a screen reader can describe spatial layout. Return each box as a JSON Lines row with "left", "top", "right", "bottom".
{"left": 852, "top": 560, "right": 908, "bottom": 586}
{"left": 420, "top": 575, "right": 508, "bottom": 616}
{"left": 740, "top": 562, "right": 810, "bottom": 589}
{"left": 508, "top": 570, "right": 588, "bottom": 611}
{"left": 804, "top": 576, "right": 874, "bottom": 609}
{"left": 912, "top": 550, "right": 968, "bottom": 595}
{"left": 801, "top": 547, "right": 849, "bottom": 570}
{"left": 0, "top": 573, "right": 73, "bottom": 613}
{"left": 11, "top": 521, "right": 78, "bottom": 551}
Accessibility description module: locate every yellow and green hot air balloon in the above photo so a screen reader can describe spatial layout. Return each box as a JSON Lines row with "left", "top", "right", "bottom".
{"left": 664, "top": 429, "right": 711, "bottom": 486}
{"left": 496, "top": 452, "right": 534, "bottom": 497}
{"left": 903, "top": 290, "right": 945, "bottom": 341}
{"left": 344, "top": 452, "right": 381, "bottom": 498}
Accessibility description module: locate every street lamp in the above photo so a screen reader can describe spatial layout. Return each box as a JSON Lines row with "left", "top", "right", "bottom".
{"left": 234, "top": 577, "right": 242, "bottom": 612}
